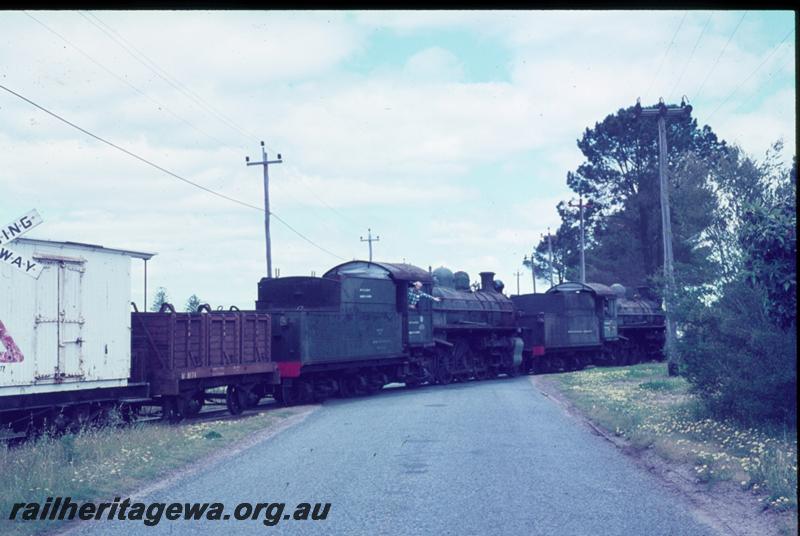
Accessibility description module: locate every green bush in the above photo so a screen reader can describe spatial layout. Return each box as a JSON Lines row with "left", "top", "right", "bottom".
{"left": 677, "top": 280, "right": 797, "bottom": 424}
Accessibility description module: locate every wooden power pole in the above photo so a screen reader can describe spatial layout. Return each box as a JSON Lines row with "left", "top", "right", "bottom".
{"left": 360, "top": 228, "right": 380, "bottom": 262}
{"left": 513, "top": 270, "right": 522, "bottom": 295}
{"left": 524, "top": 248, "right": 537, "bottom": 294}
{"left": 246, "top": 141, "right": 282, "bottom": 278}
{"left": 568, "top": 196, "right": 593, "bottom": 284}
{"left": 636, "top": 97, "right": 692, "bottom": 376}
{"left": 544, "top": 228, "right": 554, "bottom": 287}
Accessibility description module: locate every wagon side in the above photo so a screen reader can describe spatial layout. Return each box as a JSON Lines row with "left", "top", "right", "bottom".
{"left": 131, "top": 305, "right": 278, "bottom": 419}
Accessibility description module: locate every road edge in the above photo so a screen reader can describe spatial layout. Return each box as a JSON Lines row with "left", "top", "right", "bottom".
{"left": 55, "top": 404, "right": 319, "bottom": 535}
{"left": 530, "top": 375, "right": 795, "bottom": 536}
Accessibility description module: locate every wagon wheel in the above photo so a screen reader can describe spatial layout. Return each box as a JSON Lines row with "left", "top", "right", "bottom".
{"left": 225, "top": 385, "right": 245, "bottom": 415}
{"left": 116, "top": 402, "right": 140, "bottom": 423}
{"left": 242, "top": 385, "right": 263, "bottom": 408}
{"left": 296, "top": 381, "right": 315, "bottom": 404}
{"left": 274, "top": 382, "right": 297, "bottom": 406}
{"left": 67, "top": 404, "right": 94, "bottom": 433}
{"left": 182, "top": 391, "right": 205, "bottom": 417}
{"left": 530, "top": 359, "right": 545, "bottom": 375}
{"left": 162, "top": 397, "right": 184, "bottom": 423}
{"left": 550, "top": 356, "right": 567, "bottom": 373}
{"left": 338, "top": 376, "right": 356, "bottom": 398}
{"left": 365, "top": 374, "right": 383, "bottom": 395}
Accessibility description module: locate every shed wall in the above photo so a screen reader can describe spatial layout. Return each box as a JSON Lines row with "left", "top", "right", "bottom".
{"left": 1, "top": 241, "right": 133, "bottom": 396}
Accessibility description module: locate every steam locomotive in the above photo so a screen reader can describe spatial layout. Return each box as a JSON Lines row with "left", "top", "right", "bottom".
{"left": 514, "top": 282, "right": 666, "bottom": 374}
{"left": 254, "top": 261, "right": 523, "bottom": 405}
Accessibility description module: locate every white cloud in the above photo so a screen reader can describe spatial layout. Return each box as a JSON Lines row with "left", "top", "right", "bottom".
{"left": 1, "top": 10, "right": 794, "bottom": 306}
{"left": 403, "top": 47, "right": 465, "bottom": 82}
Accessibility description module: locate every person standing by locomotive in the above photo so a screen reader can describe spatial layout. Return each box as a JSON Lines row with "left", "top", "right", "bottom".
{"left": 408, "top": 281, "right": 441, "bottom": 309}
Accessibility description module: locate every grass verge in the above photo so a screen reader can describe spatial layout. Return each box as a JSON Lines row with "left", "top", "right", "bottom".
{"left": 0, "top": 407, "right": 307, "bottom": 536}
{"left": 541, "top": 363, "right": 797, "bottom": 513}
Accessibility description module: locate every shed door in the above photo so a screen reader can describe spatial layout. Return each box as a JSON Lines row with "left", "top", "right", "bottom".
{"left": 34, "top": 258, "right": 85, "bottom": 383}
{"left": 33, "top": 262, "right": 59, "bottom": 382}
{"left": 59, "top": 262, "right": 85, "bottom": 380}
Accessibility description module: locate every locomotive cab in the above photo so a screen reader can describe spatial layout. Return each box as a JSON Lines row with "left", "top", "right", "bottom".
{"left": 323, "top": 261, "right": 435, "bottom": 349}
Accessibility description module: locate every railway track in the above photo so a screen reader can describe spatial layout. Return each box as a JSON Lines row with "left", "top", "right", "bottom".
{"left": 0, "top": 397, "right": 284, "bottom": 445}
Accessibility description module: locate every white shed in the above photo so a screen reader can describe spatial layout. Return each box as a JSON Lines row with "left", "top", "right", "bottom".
{"left": 0, "top": 238, "right": 155, "bottom": 398}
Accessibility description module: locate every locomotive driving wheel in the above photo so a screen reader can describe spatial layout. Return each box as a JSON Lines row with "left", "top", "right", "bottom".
{"left": 474, "top": 353, "right": 490, "bottom": 380}
{"left": 452, "top": 340, "right": 473, "bottom": 382}
{"left": 434, "top": 349, "right": 453, "bottom": 385}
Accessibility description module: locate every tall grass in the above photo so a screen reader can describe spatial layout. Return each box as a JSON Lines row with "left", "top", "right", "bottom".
{"left": 1, "top": 410, "right": 293, "bottom": 535}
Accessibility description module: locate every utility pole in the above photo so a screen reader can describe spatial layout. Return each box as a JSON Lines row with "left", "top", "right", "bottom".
{"left": 542, "top": 227, "right": 554, "bottom": 287}
{"left": 636, "top": 97, "right": 692, "bottom": 376}
{"left": 245, "top": 141, "right": 282, "bottom": 279}
{"left": 568, "top": 196, "right": 593, "bottom": 283}
{"left": 523, "top": 252, "right": 537, "bottom": 294}
{"left": 360, "top": 228, "right": 380, "bottom": 262}
{"left": 513, "top": 270, "right": 522, "bottom": 295}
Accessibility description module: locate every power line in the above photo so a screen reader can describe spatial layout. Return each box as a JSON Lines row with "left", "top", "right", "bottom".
{"left": 694, "top": 11, "right": 747, "bottom": 101}
{"left": 24, "top": 11, "right": 231, "bottom": 149}
{"left": 28, "top": 11, "right": 367, "bottom": 251}
{"left": 269, "top": 212, "right": 344, "bottom": 261}
{"left": 668, "top": 12, "right": 713, "bottom": 102}
{"left": 644, "top": 11, "right": 688, "bottom": 103}
{"left": 78, "top": 11, "right": 381, "bottom": 242}
{"left": 0, "top": 82, "right": 346, "bottom": 261}
{"left": 288, "top": 166, "right": 365, "bottom": 230}
{"left": 703, "top": 26, "right": 795, "bottom": 124}
{"left": 79, "top": 12, "right": 368, "bottom": 234}
{"left": 715, "top": 36, "right": 795, "bottom": 127}
{"left": 79, "top": 11, "right": 259, "bottom": 147}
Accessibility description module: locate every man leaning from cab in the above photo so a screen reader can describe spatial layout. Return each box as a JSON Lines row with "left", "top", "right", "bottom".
{"left": 408, "top": 281, "right": 441, "bottom": 309}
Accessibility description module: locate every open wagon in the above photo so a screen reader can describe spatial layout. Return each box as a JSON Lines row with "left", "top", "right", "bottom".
{"left": 131, "top": 304, "right": 278, "bottom": 420}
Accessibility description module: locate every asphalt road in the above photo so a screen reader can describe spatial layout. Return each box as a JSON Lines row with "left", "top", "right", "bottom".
{"left": 65, "top": 377, "right": 714, "bottom": 536}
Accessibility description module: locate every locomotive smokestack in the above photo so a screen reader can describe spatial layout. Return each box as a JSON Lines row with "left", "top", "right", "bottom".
{"left": 479, "top": 272, "right": 495, "bottom": 292}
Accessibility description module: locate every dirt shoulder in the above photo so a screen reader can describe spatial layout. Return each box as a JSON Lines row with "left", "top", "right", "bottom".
{"left": 532, "top": 373, "right": 797, "bottom": 536}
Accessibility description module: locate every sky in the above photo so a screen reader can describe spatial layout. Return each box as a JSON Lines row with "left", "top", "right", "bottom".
{"left": 0, "top": 10, "right": 795, "bottom": 309}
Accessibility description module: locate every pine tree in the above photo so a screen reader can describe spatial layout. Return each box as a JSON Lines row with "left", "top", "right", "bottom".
{"left": 185, "top": 294, "right": 203, "bottom": 313}
{"left": 150, "top": 287, "right": 169, "bottom": 312}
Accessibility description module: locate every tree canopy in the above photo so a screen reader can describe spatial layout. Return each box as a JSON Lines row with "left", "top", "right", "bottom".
{"left": 533, "top": 102, "right": 728, "bottom": 288}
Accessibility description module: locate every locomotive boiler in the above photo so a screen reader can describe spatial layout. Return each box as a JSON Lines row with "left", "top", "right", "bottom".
{"left": 425, "top": 267, "right": 523, "bottom": 384}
